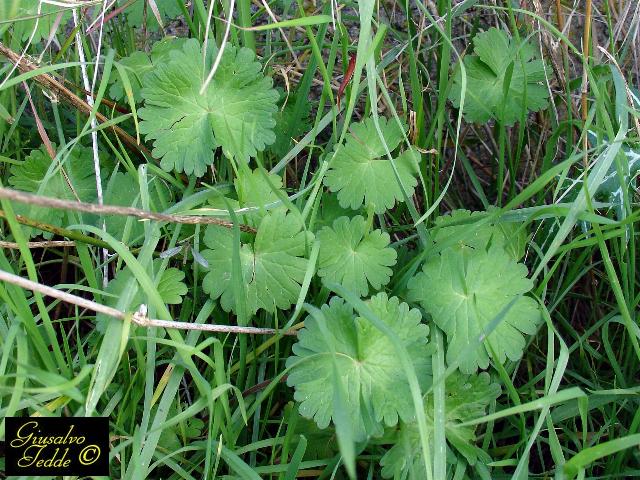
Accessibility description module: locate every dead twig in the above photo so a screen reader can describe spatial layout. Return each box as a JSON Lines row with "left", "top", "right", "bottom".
{"left": 0, "top": 209, "right": 113, "bottom": 250}
{"left": 0, "top": 268, "right": 299, "bottom": 336}
{"left": 62, "top": 76, "right": 130, "bottom": 114}
{"left": 242, "top": 375, "right": 289, "bottom": 397}
{"left": 0, "top": 188, "right": 257, "bottom": 233}
{"left": 0, "top": 240, "right": 75, "bottom": 249}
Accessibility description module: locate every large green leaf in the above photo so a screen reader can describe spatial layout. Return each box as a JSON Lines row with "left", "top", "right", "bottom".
{"left": 201, "top": 209, "right": 312, "bottom": 315}
{"left": 408, "top": 245, "right": 542, "bottom": 373}
{"left": 286, "top": 293, "right": 431, "bottom": 442}
{"left": 139, "top": 39, "right": 279, "bottom": 175}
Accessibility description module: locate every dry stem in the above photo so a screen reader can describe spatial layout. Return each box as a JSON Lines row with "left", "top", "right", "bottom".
{"left": 0, "top": 268, "right": 298, "bottom": 336}
{"left": 0, "top": 188, "right": 256, "bottom": 233}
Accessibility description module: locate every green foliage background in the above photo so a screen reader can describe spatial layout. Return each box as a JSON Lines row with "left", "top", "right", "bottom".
{"left": 1, "top": 0, "right": 639, "bottom": 478}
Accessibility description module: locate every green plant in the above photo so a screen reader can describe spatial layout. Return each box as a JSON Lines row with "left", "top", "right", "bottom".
{"left": 139, "top": 38, "right": 279, "bottom": 174}
{"left": 449, "top": 27, "right": 549, "bottom": 125}
{"left": 286, "top": 294, "right": 432, "bottom": 441}
{"left": 317, "top": 215, "right": 397, "bottom": 297}
{"left": 201, "top": 209, "right": 313, "bottom": 315}
{"left": 118, "top": 0, "right": 182, "bottom": 31}
{"left": 8, "top": 145, "right": 98, "bottom": 237}
{"left": 408, "top": 243, "right": 542, "bottom": 373}
{"left": 2, "top": 2, "right": 640, "bottom": 479}
{"left": 380, "top": 372, "right": 501, "bottom": 478}
{"left": 324, "top": 117, "right": 420, "bottom": 213}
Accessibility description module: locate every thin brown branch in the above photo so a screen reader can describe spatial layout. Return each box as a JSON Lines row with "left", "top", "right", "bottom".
{"left": 0, "top": 240, "right": 75, "bottom": 249}
{"left": 0, "top": 41, "right": 151, "bottom": 159}
{"left": 0, "top": 188, "right": 256, "bottom": 233}
{"left": 0, "top": 268, "right": 298, "bottom": 336}
{"left": 0, "top": 209, "right": 114, "bottom": 250}
{"left": 62, "top": 77, "right": 131, "bottom": 114}
{"left": 242, "top": 375, "right": 289, "bottom": 397}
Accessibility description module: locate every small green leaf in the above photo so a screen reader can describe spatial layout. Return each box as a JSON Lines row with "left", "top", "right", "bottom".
{"left": 156, "top": 267, "right": 188, "bottom": 304}
{"left": 234, "top": 168, "right": 286, "bottom": 224}
{"left": 286, "top": 293, "right": 431, "bottom": 441}
{"left": 324, "top": 117, "right": 419, "bottom": 214}
{"left": 449, "top": 28, "right": 549, "bottom": 125}
{"left": 97, "top": 259, "right": 188, "bottom": 330}
{"left": 317, "top": 215, "right": 397, "bottom": 297}
{"left": 201, "top": 209, "right": 312, "bottom": 315}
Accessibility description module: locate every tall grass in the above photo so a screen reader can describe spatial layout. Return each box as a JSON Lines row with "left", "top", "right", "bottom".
{"left": 1, "top": 0, "right": 639, "bottom": 478}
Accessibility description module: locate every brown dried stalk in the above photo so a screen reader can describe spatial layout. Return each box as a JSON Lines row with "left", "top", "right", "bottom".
{"left": 0, "top": 268, "right": 298, "bottom": 336}
{"left": 0, "top": 187, "right": 256, "bottom": 233}
{"left": 0, "top": 209, "right": 114, "bottom": 250}
{"left": 0, "top": 240, "right": 75, "bottom": 249}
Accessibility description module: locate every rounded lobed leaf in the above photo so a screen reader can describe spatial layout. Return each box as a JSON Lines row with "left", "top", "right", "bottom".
{"left": 156, "top": 268, "right": 188, "bottom": 304}
{"left": 139, "top": 39, "right": 279, "bottom": 176}
{"left": 286, "top": 293, "right": 431, "bottom": 442}
{"left": 233, "top": 168, "right": 286, "bottom": 225}
{"left": 110, "top": 38, "right": 188, "bottom": 103}
{"left": 448, "top": 28, "right": 549, "bottom": 125}
{"left": 96, "top": 259, "right": 188, "bottom": 332}
{"left": 317, "top": 215, "right": 397, "bottom": 297}
{"left": 408, "top": 245, "right": 542, "bottom": 373}
{"left": 380, "top": 372, "right": 501, "bottom": 479}
{"left": 201, "top": 209, "right": 312, "bottom": 315}
{"left": 324, "top": 117, "right": 420, "bottom": 214}
{"left": 8, "top": 145, "right": 97, "bottom": 238}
